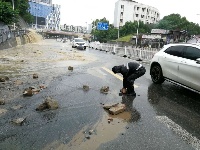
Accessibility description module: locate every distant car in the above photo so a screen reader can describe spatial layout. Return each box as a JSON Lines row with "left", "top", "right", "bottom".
{"left": 150, "top": 43, "right": 200, "bottom": 93}
{"left": 72, "top": 38, "right": 87, "bottom": 50}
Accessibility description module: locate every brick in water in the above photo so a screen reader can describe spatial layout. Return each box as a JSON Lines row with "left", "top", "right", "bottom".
{"left": 68, "top": 66, "right": 73, "bottom": 71}
{"left": 108, "top": 103, "right": 126, "bottom": 115}
{"left": 100, "top": 86, "right": 109, "bottom": 93}
{"left": 0, "top": 99, "right": 5, "bottom": 105}
{"left": 33, "top": 73, "right": 38, "bottom": 79}
{"left": 83, "top": 85, "right": 89, "bottom": 91}
{"left": 103, "top": 103, "right": 119, "bottom": 110}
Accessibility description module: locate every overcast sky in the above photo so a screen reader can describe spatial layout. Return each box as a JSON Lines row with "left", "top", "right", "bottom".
{"left": 52, "top": 0, "right": 200, "bottom": 26}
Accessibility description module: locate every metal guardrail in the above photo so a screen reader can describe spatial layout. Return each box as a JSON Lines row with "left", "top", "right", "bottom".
{"left": 89, "top": 42, "right": 161, "bottom": 62}
{"left": 0, "top": 29, "right": 27, "bottom": 44}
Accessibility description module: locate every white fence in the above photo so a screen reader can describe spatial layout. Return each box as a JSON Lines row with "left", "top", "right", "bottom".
{"left": 89, "top": 42, "right": 161, "bottom": 62}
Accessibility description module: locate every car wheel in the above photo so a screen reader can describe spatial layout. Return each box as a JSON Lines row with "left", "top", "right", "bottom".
{"left": 150, "top": 64, "right": 165, "bottom": 84}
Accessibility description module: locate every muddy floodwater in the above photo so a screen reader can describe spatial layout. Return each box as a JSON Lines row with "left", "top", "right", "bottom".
{"left": 0, "top": 39, "right": 96, "bottom": 101}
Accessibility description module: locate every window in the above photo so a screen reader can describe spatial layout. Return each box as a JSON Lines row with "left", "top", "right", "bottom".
{"left": 183, "top": 46, "right": 200, "bottom": 60}
{"left": 136, "top": 14, "right": 139, "bottom": 17}
{"left": 121, "top": 5, "right": 124, "bottom": 9}
{"left": 164, "top": 46, "right": 184, "bottom": 57}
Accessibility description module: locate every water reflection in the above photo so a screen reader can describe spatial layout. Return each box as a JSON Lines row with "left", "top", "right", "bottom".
{"left": 147, "top": 83, "right": 200, "bottom": 139}
{"left": 121, "top": 95, "right": 141, "bottom": 123}
{"left": 148, "top": 83, "right": 200, "bottom": 108}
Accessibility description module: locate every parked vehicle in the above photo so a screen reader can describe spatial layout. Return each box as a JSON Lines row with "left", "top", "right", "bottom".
{"left": 71, "top": 38, "right": 87, "bottom": 50}
{"left": 150, "top": 43, "right": 200, "bottom": 93}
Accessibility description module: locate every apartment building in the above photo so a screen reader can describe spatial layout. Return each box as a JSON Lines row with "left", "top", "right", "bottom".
{"left": 28, "top": 0, "right": 60, "bottom": 30}
{"left": 114, "top": 0, "right": 160, "bottom": 28}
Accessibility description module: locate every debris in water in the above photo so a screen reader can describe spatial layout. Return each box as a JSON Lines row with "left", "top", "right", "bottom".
{"left": 108, "top": 118, "right": 113, "bottom": 121}
{"left": 100, "top": 86, "right": 109, "bottom": 94}
{"left": 103, "top": 103, "right": 126, "bottom": 115}
{"left": 32, "top": 88, "right": 40, "bottom": 94}
{"left": 39, "top": 85, "right": 47, "bottom": 90}
{"left": 68, "top": 66, "right": 73, "bottom": 71}
{"left": 33, "top": 73, "right": 39, "bottom": 79}
{"left": 89, "top": 130, "right": 94, "bottom": 135}
{"left": 85, "top": 135, "right": 90, "bottom": 139}
{"left": 23, "top": 88, "right": 33, "bottom": 96}
{"left": 14, "top": 80, "right": 23, "bottom": 85}
{"left": 11, "top": 118, "right": 26, "bottom": 126}
{"left": 109, "top": 103, "right": 126, "bottom": 115}
{"left": 0, "top": 76, "right": 9, "bottom": 82}
{"left": 11, "top": 105, "right": 23, "bottom": 110}
{"left": 103, "top": 103, "right": 119, "bottom": 110}
{"left": 0, "top": 109, "right": 7, "bottom": 115}
{"left": 36, "top": 97, "right": 59, "bottom": 111}
{"left": 83, "top": 85, "right": 89, "bottom": 91}
{"left": 0, "top": 99, "right": 5, "bottom": 105}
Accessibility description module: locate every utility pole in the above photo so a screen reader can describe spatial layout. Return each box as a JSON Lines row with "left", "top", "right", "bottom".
{"left": 12, "top": 0, "right": 15, "bottom": 30}
{"left": 136, "top": 20, "right": 139, "bottom": 47}
{"left": 118, "top": 26, "right": 120, "bottom": 39}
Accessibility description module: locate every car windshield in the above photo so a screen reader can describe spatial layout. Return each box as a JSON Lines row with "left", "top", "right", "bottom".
{"left": 75, "top": 39, "right": 85, "bottom": 42}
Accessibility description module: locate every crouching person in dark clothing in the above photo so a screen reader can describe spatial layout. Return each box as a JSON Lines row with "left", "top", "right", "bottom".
{"left": 112, "top": 62, "right": 146, "bottom": 96}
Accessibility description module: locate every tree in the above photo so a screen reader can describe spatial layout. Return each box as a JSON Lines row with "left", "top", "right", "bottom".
{"left": 156, "top": 13, "right": 200, "bottom": 35}
{"left": 16, "top": 0, "right": 33, "bottom": 23}
{"left": 0, "top": 0, "right": 33, "bottom": 24}
{"left": 0, "top": 2, "right": 18, "bottom": 24}
{"left": 91, "top": 18, "right": 115, "bottom": 42}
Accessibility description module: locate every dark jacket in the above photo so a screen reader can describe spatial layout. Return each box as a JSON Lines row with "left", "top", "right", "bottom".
{"left": 120, "top": 62, "right": 141, "bottom": 78}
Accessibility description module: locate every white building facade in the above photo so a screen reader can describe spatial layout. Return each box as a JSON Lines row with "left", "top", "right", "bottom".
{"left": 114, "top": 0, "right": 160, "bottom": 28}
{"left": 46, "top": 4, "right": 61, "bottom": 30}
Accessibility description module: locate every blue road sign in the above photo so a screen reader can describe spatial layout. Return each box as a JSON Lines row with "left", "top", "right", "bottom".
{"left": 97, "top": 22, "right": 109, "bottom": 30}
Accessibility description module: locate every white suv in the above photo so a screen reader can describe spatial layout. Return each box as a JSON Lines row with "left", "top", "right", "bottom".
{"left": 72, "top": 38, "right": 87, "bottom": 50}
{"left": 150, "top": 43, "right": 200, "bottom": 93}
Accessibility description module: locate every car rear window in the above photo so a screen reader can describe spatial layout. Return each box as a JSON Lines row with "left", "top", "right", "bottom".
{"left": 75, "top": 39, "right": 85, "bottom": 42}
{"left": 164, "top": 46, "right": 184, "bottom": 57}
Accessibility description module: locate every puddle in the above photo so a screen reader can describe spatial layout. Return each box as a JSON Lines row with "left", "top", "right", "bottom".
{"left": 43, "top": 111, "right": 132, "bottom": 150}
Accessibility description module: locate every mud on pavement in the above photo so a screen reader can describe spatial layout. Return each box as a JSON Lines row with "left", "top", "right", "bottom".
{"left": 0, "top": 39, "right": 96, "bottom": 102}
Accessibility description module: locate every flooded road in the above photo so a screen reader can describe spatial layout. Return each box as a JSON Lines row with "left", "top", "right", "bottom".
{"left": 0, "top": 40, "right": 200, "bottom": 150}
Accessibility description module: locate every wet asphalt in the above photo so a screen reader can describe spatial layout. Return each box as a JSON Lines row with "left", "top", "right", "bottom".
{"left": 0, "top": 42, "right": 200, "bottom": 150}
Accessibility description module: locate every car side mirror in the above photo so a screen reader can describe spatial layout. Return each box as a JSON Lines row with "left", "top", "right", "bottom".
{"left": 196, "top": 58, "right": 200, "bottom": 64}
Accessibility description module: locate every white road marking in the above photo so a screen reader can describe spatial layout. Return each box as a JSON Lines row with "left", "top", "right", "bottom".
{"left": 97, "top": 69, "right": 107, "bottom": 76}
{"left": 102, "top": 67, "right": 139, "bottom": 88}
{"left": 156, "top": 116, "right": 200, "bottom": 150}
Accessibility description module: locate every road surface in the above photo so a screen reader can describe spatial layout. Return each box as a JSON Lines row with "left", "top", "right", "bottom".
{"left": 0, "top": 39, "right": 200, "bottom": 150}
